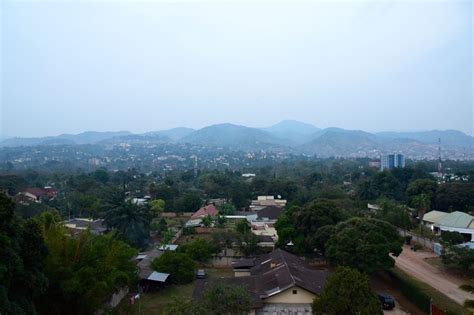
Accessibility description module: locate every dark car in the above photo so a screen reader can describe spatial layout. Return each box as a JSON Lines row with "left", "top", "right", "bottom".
{"left": 378, "top": 293, "right": 395, "bottom": 310}
{"left": 196, "top": 269, "right": 206, "bottom": 279}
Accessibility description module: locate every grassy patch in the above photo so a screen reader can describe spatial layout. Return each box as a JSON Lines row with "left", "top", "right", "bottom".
{"left": 391, "top": 267, "right": 468, "bottom": 315}
{"left": 113, "top": 268, "right": 233, "bottom": 315}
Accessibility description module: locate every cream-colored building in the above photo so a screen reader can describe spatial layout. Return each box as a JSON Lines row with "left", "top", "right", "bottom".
{"left": 222, "top": 249, "right": 330, "bottom": 314}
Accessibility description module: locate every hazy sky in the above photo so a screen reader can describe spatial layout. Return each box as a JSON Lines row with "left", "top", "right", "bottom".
{"left": 1, "top": 0, "right": 472, "bottom": 137}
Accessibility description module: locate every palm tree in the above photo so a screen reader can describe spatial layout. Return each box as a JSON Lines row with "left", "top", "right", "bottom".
{"left": 103, "top": 189, "right": 151, "bottom": 248}
{"left": 412, "top": 193, "right": 431, "bottom": 224}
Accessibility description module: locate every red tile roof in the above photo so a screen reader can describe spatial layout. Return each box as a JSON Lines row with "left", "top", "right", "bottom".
{"left": 191, "top": 205, "right": 219, "bottom": 219}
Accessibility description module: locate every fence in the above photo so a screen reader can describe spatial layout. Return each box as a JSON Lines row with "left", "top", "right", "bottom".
{"left": 398, "top": 229, "right": 435, "bottom": 250}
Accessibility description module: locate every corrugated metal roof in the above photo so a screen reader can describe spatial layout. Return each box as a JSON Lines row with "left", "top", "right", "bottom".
{"left": 158, "top": 244, "right": 178, "bottom": 251}
{"left": 423, "top": 211, "right": 449, "bottom": 224}
{"left": 147, "top": 271, "right": 170, "bottom": 282}
{"left": 439, "top": 211, "right": 473, "bottom": 229}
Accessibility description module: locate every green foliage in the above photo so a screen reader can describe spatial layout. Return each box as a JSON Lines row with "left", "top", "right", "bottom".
{"left": 218, "top": 203, "right": 235, "bottom": 215}
{"left": 150, "top": 199, "right": 165, "bottom": 217}
{"left": 441, "top": 231, "right": 465, "bottom": 246}
{"left": 412, "top": 193, "right": 431, "bottom": 222}
{"left": 174, "top": 193, "right": 202, "bottom": 212}
{"left": 435, "top": 182, "right": 474, "bottom": 212}
{"left": 441, "top": 245, "right": 474, "bottom": 274}
{"left": 464, "top": 300, "right": 474, "bottom": 308}
{"left": 152, "top": 252, "right": 196, "bottom": 284}
{"left": 37, "top": 216, "right": 138, "bottom": 315}
{"left": 103, "top": 190, "right": 151, "bottom": 248}
{"left": 150, "top": 217, "right": 168, "bottom": 235}
{"left": 387, "top": 269, "right": 431, "bottom": 313}
{"left": 406, "top": 179, "right": 437, "bottom": 206}
{"left": 312, "top": 267, "right": 382, "bottom": 315}
{"left": 0, "top": 193, "right": 48, "bottom": 315}
{"left": 201, "top": 214, "right": 213, "bottom": 227}
{"left": 239, "top": 233, "right": 262, "bottom": 257}
{"left": 216, "top": 215, "right": 227, "bottom": 228}
{"left": 377, "top": 198, "right": 413, "bottom": 230}
{"left": 235, "top": 219, "right": 250, "bottom": 234}
{"left": 313, "top": 225, "right": 335, "bottom": 255}
{"left": 276, "top": 200, "right": 346, "bottom": 253}
{"left": 326, "top": 217, "right": 403, "bottom": 274}
{"left": 459, "top": 284, "right": 474, "bottom": 292}
{"left": 93, "top": 169, "right": 110, "bottom": 184}
{"left": 179, "top": 239, "right": 219, "bottom": 262}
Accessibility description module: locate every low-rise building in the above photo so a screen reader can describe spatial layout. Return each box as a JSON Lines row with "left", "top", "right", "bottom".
{"left": 423, "top": 210, "right": 474, "bottom": 241}
{"left": 196, "top": 249, "right": 330, "bottom": 314}
{"left": 191, "top": 205, "right": 219, "bottom": 219}
{"left": 249, "top": 196, "right": 287, "bottom": 211}
{"left": 63, "top": 218, "right": 107, "bottom": 235}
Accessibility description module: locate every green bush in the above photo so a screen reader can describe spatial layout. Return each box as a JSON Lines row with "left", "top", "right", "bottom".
{"left": 388, "top": 270, "right": 431, "bottom": 313}
{"left": 183, "top": 227, "right": 196, "bottom": 235}
{"left": 464, "top": 300, "right": 474, "bottom": 308}
{"left": 460, "top": 284, "right": 474, "bottom": 292}
{"left": 412, "top": 243, "right": 423, "bottom": 251}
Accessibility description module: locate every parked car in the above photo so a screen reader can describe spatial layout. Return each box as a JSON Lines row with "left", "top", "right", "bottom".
{"left": 378, "top": 293, "right": 395, "bottom": 310}
{"left": 196, "top": 269, "right": 206, "bottom": 279}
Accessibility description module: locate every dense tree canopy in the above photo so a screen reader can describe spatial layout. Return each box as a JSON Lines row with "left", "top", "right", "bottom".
{"left": 276, "top": 199, "right": 346, "bottom": 253}
{"left": 152, "top": 252, "right": 196, "bottom": 284}
{"left": 312, "top": 267, "right": 382, "bottom": 315}
{"left": 0, "top": 193, "right": 48, "bottom": 315}
{"left": 178, "top": 238, "right": 219, "bottom": 262}
{"left": 36, "top": 211, "right": 138, "bottom": 315}
{"left": 326, "top": 217, "right": 403, "bottom": 274}
{"left": 103, "top": 189, "right": 151, "bottom": 248}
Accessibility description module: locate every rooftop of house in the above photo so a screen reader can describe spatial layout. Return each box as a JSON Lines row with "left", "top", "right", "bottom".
{"left": 137, "top": 249, "right": 164, "bottom": 280}
{"left": 423, "top": 210, "right": 449, "bottom": 224}
{"left": 424, "top": 210, "right": 474, "bottom": 229}
{"left": 191, "top": 205, "right": 219, "bottom": 219}
{"left": 255, "top": 206, "right": 284, "bottom": 221}
{"left": 63, "top": 218, "right": 107, "bottom": 234}
{"left": 25, "top": 187, "right": 59, "bottom": 198}
{"left": 195, "top": 249, "right": 329, "bottom": 308}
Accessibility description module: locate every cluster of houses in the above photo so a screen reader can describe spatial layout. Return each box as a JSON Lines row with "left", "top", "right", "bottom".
{"left": 423, "top": 210, "right": 474, "bottom": 242}
{"left": 184, "top": 196, "right": 287, "bottom": 249}
{"left": 14, "top": 186, "right": 59, "bottom": 204}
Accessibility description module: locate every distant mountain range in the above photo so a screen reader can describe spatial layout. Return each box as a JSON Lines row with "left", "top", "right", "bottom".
{"left": 2, "top": 121, "right": 473, "bottom": 158}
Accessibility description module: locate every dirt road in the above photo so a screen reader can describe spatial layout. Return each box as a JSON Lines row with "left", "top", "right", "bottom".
{"left": 394, "top": 246, "right": 472, "bottom": 305}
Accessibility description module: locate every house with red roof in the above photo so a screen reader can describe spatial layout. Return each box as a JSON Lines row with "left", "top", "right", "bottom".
{"left": 191, "top": 205, "right": 219, "bottom": 219}
{"left": 22, "top": 187, "right": 59, "bottom": 202}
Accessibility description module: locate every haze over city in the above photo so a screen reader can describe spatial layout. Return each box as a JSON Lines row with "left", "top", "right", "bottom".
{"left": 1, "top": 0, "right": 472, "bottom": 137}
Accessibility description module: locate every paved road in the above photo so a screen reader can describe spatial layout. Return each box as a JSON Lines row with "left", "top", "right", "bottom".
{"left": 394, "top": 245, "right": 472, "bottom": 305}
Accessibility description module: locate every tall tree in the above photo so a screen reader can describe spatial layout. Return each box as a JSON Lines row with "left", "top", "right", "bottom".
{"left": 152, "top": 252, "right": 196, "bottom": 284}
{"left": 326, "top": 218, "right": 403, "bottom": 274}
{"left": 36, "top": 215, "right": 138, "bottom": 315}
{"left": 0, "top": 193, "right": 48, "bottom": 315}
{"left": 312, "top": 267, "right": 382, "bottom": 315}
{"left": 103, "top": 190, "right": 151, "bottom": 248}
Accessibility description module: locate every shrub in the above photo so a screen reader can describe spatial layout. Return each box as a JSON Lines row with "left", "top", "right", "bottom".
{"left": 464, "top": 300, "right": 474, "bottom": 308}
{"left": 412, "top": 243, "right": 423, "bottom": 251}
{"left": 152, "top": 252, "right": 196, "bottom": 284}
{"left": 388, "top": 270, "right": 431, "bottom": 313}
{"left": 459, "top": 284, "right": 474, "bottom": 292}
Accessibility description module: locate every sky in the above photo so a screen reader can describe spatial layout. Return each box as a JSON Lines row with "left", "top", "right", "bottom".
{"left": 0, "top": 0, "right": 472, "bottom": 137}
